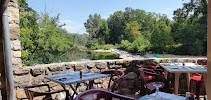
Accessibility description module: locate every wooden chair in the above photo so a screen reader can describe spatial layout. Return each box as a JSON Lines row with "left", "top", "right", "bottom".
{"left": 23, "top": 84, "right": 70, "bottom": 100}
{"left": 73, "top": 88, "right": 136, "bottom": 100}
{"left": 89, "top": 70, "right": 124, "bottom": 93}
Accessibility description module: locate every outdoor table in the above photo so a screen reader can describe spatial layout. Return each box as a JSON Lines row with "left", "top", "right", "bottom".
{"left": 137, "top": 92, "right": 186, "bottom": 100}
{"left": 44, "top": 71, "right": 108, "bottom": 99}
{"left": 159, "top": 63, "right": 207, "bottom": 94}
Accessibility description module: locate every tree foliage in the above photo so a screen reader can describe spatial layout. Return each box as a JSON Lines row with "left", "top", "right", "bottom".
{"left": 172, "top": 0, "right": 207, "bottom": 55}
{"left": 19, "top": 0, "right": 81, "bottom": 65}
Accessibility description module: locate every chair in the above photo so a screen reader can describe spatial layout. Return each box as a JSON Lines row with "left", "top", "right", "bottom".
{"left": 189, "top": 65, "right": 207, "bottom": 100}
{"left": 23, "top": 84, "right": 70, "bottom": 100}
{"left": 136, "top": 64, "right": 163, "bottom": 75}
{"left": 138, "top": 68, "right": 173, "bottom": 96}
{"left": 73, "top": 89, "right": 136, "bottom": 100}
{"left": 136, "top": 64, "right": 157, "bottom": 69}
{"left": 89, "top": 70, "right": 124, "bottom": 93}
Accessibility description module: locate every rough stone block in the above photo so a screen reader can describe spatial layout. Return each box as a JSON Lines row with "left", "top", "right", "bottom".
{"left": 11, "top": 40, "right": 21, "bottom": 50}
{"left": 107, "top": 61, "right": 115, "bottom": 65}
{"left": 123, "top": 72, "right": 137, "bottom": 80}
{"left": 8, "top": 7, "right": 19, "bottom": 18}
{"left": 66, "top": 64, "right": 75, "bottom": 69}
{"left": 9, "top": 17, "right": 19, "bottom": 24}
{"left": 9, "top": 24, "right": 20, "bottom": 40}
{"left": 15, "top": 88, "right": 27, "bottom": 99}
{"left": 115, "top": 60, "right": 123, "bottom": 65}
{"left": 123, "top": 60, "right": 132, "bottom": 67}
{"left": 8, "top": 2, "right": 18, "bottom": 8}
{"left": 101, "top": 81, "right": 109, "bottom": 89}
{"left": 13, "top": 68, "right": 29, "bottom": 75}
{"left": 48, "top": 66, "right": 63, "bottom": 72}
{"left": 108, "top": 65, "right": 122, "bottom": 69}
{"left": 12, "top": 58, "right": 22, "bottom": 68}
{"left": 94, "top": 79, "right": 104, "bottom": 84}
{"left": 12, "top": 50, "right": 21, "bottom": 58}
{"left": 78, "top": 86, "right": 87, "bottom": 92}
{"left": 51, "top": 85, "right": 64, "bottom": 91}
{"left": 87, "top": 62, "right": 95, "bottom": 69}
{"left": 14, "top": 75, "right": 30, "bottom": 86}
{"left": 31, "top": 67, "right": 45, "bottom": 76}
{"left": 75, "top": 63, "right": 85, "bottom": 71}
{"left": 90, "top": 68, "right": 100, "bottom": 73}
{"left": 30, "top": 76, "right": 45, "bottom": 85}
{"left": 96, "top": 62, "right": 107, "bottom": 69}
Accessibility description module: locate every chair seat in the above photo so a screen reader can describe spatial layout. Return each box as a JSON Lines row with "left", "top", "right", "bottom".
{"left": 144, "top": 76, "right": 153, "bottom": 81}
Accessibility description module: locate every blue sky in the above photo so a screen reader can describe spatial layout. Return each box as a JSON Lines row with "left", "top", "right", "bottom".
{"left": 27, "top": 0, "right": 187, "bottom": 34}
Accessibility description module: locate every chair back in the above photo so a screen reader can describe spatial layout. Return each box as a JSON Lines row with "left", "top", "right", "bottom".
{"left": 100, "top": 70, "right": 124, "bottom": 93}
{"left": 23, "top": 84, "right": 51, "bottom": 100}
{"left": 73, "top": 89, "right": 136, "bottom": 100}
{"left": 136, "top": 64, "right": 156, "bottom": 69}
{"left": 23, "top": 84, "right": 70, "bottom": 100}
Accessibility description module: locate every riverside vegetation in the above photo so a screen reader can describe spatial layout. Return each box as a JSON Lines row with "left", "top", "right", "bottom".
{"left": 19, "top": 0, "right": 207, "bottom": 66}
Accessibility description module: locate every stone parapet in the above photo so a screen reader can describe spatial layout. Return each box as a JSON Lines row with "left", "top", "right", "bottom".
{"left": 11, "top": 58, "right": 206, "bottom": 99}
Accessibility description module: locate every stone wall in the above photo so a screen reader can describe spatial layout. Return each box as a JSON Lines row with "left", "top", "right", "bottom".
{"left": 8, "top": 0, "right": 22, "bottom": 68}
{"left": 12, "top": 58, "right": 206, "bottom": 100}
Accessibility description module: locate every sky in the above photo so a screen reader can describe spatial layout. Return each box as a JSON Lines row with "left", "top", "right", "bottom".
{"left": 27, "top": 0, "right": 187, "bottom": 34}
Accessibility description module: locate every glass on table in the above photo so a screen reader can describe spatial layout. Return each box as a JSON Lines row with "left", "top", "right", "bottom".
{"left": 194, "top": 59, "right": 198, "bottom": 66}
{"left": 152, "top": 82, "right": 162, "bottom": 100}
{"left": 80, "top": 59, "right": 90, "bottom": 73}
{"left": 62, "top": 66, "right": 67, "bottom": 76}
{"left": 168, "top": 58, "right": 172, "bottom": 64}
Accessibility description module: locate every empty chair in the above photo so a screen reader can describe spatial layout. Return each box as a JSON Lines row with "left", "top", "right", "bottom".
{"left": 89, "top": 70, "right": 124, "bottom": 93}
{"left": 138, "top": 68, "right": 173, "bottom": 96}
{"left": 189, "top": 68, "right": 207, "bottom": 99}
{"left": 23, "top": 84, "right": 70, "bottom": 100}
{"left": 73, "top": 88, "right": 136, "bottom": 100}
{"left": 137, "top": 64, "right": 163, "bottom": 75}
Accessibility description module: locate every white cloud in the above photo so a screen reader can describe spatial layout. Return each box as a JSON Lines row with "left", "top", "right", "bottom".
{"left": 60, "top": 19, "right": 86, "bottom": 34}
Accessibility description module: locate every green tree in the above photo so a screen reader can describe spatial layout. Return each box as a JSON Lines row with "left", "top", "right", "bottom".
{"left": 172, "top": 0, "right": 207, "bottom": 55}
{"left": 19, "top": 0, "right": 75, "bottom": 65}
{"left": 125, "top": 21, "right": 142, "bottom": 42}
{"left": 84, "top": 14, "right": 102, "bottom": 38}
{"left": 107, "top": 11, "right": 125, "bottom": 44}
{"left": 150, "top": 14, "right": 174, "bottom": 53}
{"left": 98, "top": 19, "right": 110, "bottom": 44}
{"left": 127, "top": 35, "right": 150, "bottom": 53}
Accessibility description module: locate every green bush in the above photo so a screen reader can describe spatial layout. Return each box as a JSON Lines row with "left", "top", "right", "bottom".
{"left": 88, "top": 52, "right": 120, "bottom": 60}
{"left": 119, "top": 40, "right": 131, "bottom": 49}
{"left": 90, "top": 43, "right": 116, "bottom": 50}
{"left": 78, "top": 45, "right": 88, "bottom": 50}
{"left": 126, "top": 36, "right": 150, "bottom": 53}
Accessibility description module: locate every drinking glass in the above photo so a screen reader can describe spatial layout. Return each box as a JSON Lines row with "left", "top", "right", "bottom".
{"left": 194, "top": 59, "right": 198, "bottom": 65}
{"left": 152, "top": 82, "right": 162, "bottom": 100}
{"left": 62, "top": 66, "right": 67, "bottom": 77}
{"left": 85, "top": 62, "right": 89, "bottom": 71}
{"left": 168, "top": 58, "right": 172, "bottom": 64}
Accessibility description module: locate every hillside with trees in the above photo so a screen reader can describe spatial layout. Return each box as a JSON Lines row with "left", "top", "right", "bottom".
{"left": 84, "top": 0, "right": 207, "bottom": 55}
{"left": 19, "top": 0, "right": 207, "bottom": 66}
